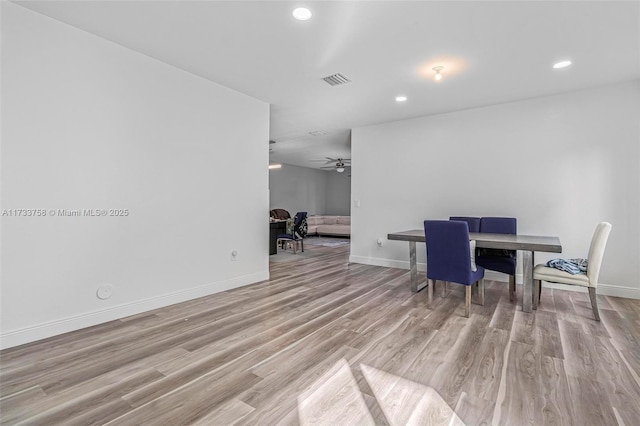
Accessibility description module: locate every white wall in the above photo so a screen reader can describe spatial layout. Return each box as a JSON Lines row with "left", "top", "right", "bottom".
{"left": 269, "top": 163, "right": 328, "bottom": 216}
{"left": 0, "top": 3, "right": 269, "bottom": 349}
{"left": 351, "top": 81, "right": 640, "bottom": 298}
{"left": 326, "top": 171, "right": 351, "bottom": 216}
{"left": 269, "top": 163, "right": 351, "bottom": 217}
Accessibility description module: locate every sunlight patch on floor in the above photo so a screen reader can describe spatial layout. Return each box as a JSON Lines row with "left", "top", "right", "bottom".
{"left": 362, "top": 363, "right": 465, "bottom": 426}
{"left": 297, "top": 358, "right": 375, "bottom": 425}
{"left": 296, "top": 358, "right": 464, "bottom": 425}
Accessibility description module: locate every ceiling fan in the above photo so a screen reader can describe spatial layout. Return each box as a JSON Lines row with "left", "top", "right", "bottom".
{"left": 319, "top": 157, "right": 351, "bottom": 173}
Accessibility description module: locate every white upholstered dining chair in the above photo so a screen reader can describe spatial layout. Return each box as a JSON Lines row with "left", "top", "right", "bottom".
{"left": 533, "top": 222, "right": 612, "bottom": 321}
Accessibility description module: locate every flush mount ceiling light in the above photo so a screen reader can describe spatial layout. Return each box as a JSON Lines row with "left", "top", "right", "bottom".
{"left": 395, "top": 96, "right": 407, "bottom": 102}
{"left": 292, "top": 7, "right": 312, "bottom": 21}
{"left": 268, "top": 164, "right": 282, "bottom": 170}
{"left": 432, "top": 66, "right": 444, "bottom": 81}
{"left": 553, "top": 60, "right": 572, "bottom": 69}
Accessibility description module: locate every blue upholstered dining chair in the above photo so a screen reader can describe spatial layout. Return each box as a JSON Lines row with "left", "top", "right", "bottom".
{"left": 476, "top": 217, "right": 517, "bottom": 301}
{"left": 446, "top": 217, "right": 481, "bottom": 293}
{"left": 424, "top": 220, "right": 485, "bottom": 318}
{"left": 277, "top": 212, "right": 308, "bottom": 253}
{"left": 449, "top": 216, "right": 481, "bottom": 233}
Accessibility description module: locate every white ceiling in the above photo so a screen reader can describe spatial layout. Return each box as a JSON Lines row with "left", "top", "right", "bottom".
{"left": 15, "top": 1, "right": 640, "bottom": 169}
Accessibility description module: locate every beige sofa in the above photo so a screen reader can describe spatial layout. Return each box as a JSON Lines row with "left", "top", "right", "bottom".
{"left": 307, "top": 216, "right": 350, "bottom": 237}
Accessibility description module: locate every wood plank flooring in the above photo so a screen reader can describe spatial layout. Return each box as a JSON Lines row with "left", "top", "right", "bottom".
{"left": 1, "top": 244, "right": 640, "bottom": 425}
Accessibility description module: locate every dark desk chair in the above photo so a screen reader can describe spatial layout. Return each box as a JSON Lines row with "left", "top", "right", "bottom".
{"left": 449, "top": 216, "right": 480, "bottom": 233}
{"left": 277, "top": 211, "right": 308, "bottom": 253}
{"left": 270, "top": 208, "right": 291, "bottom": 220}
{"left": 477, "top": 217, "right": 517, "bottom": 301}
{"left": 424, "top": 220, "right": 485, "bottom": 318}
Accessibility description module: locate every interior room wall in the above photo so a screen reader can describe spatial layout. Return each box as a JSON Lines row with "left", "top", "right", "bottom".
{"left": 1, "top": 3, "right": 270, "bottom": 349}
{"left": 269, "top": 163, "right": 327, "bottom": 216}
{"left": 350, "top": 81, "right": 640, "bottom": 298}
{"left": 325, "top": 171, "right": 351, "bottom": 216}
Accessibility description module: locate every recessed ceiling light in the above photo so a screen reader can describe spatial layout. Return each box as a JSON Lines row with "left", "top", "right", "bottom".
{"left": 395, "top": 96, "right": 407, "bottom": 102}
{"left": 292, "top": 7, "right": 312, "bottom": 21}
{"left": 553, "top": 60, "right": 572, "bottom": 69}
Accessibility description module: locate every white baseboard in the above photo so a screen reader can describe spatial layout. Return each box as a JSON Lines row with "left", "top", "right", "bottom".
{"left": 528, "top": 282, "right": 639, "bottom": 299}
{"left": 349, "top": 256, "right": 640, "bottom": 300}
{"left": 349, "top": 255, "right": 418, "bottom": 271}
{"left": 587, "top": 283, "right": 640, "bottom": 299}
{"left": 0, "top": 271, "right": 269, "bottom": 350}
{"left": 349, "top": 256, "right": 511, "bottom": 279}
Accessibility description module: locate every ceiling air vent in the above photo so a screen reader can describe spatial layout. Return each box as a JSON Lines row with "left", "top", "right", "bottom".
{"left": 322, "top": 73, "right": 351, "bottom": 86}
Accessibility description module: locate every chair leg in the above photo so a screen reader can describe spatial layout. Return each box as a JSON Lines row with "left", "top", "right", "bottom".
{"left": 441, "top": 280, "right": 446, "bottom": 298}
{"left": 428, "top": 279, "right": 434, "bottom": 303}
{"left": 588, "top": 287, "right": 601, "bottom": 321}
{"left": 509, "top": 275, "right": 516, "bottom": 302}
{"left": 538, "top": 280, "right": 542, "bottom": 303}
{"left": 301, "top": 239, "right": 304, "bottom": 252}
{"left": 465, "top": 285, "right": 471, "bottom": 318}
{"left": 478, "top": 278, "right": 485, "bottom": 306}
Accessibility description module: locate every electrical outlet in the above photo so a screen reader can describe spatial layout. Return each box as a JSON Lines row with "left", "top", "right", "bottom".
{"left": 231, "top": 250, "right": 238, "bottom": 261}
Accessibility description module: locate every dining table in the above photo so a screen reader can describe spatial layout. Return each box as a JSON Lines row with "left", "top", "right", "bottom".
{"left": 387, "top": 229, "right": 562, "bottom": 313}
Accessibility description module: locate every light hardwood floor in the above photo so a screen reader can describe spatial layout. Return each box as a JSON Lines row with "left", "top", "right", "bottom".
{"left": 1, "top": 244, "right": 640, "bottom": 425}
